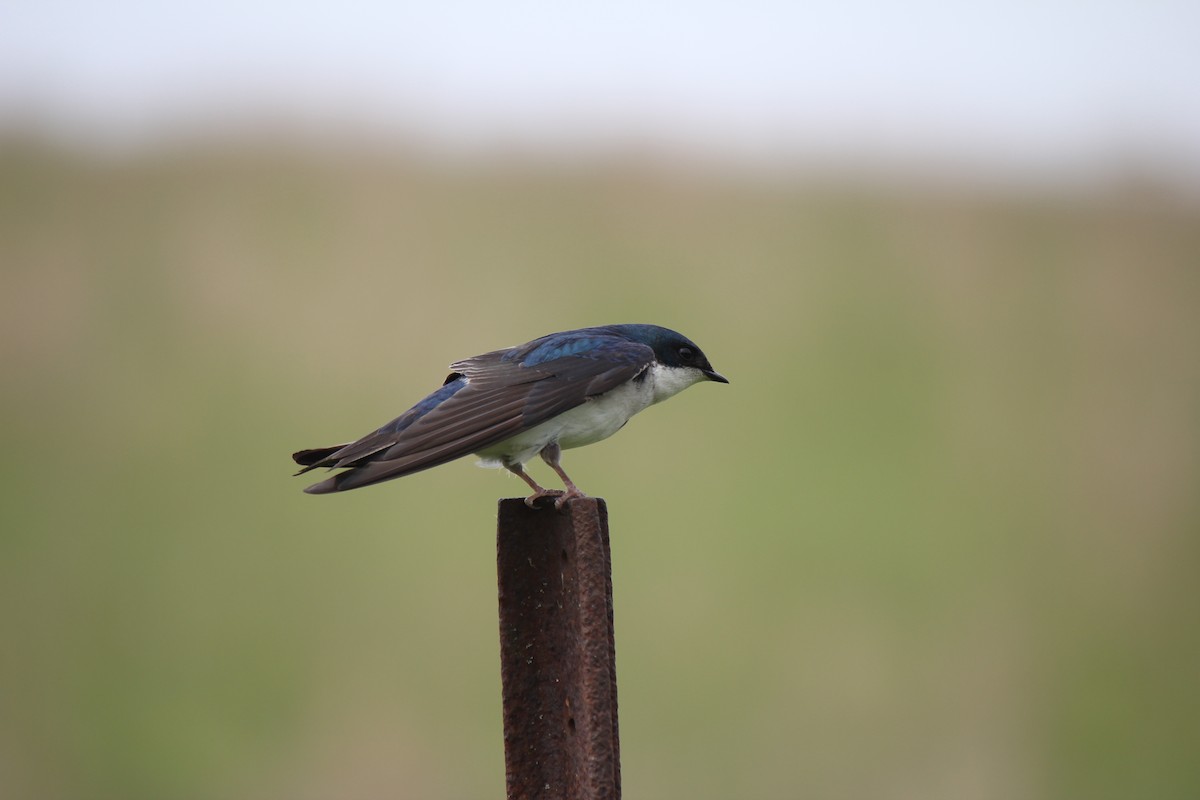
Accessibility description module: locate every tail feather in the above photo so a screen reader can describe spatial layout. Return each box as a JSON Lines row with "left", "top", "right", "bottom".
{"left": 292, "top": 444, "right": 349, "bottom": 475}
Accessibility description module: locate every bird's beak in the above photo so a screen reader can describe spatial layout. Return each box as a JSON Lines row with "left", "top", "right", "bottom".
{"left": 704, "top": 369, "right": 730, "bottom": 384}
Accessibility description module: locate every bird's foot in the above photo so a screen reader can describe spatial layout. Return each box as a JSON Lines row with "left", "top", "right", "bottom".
{"left": 553, "top": 487, "right": 587, "bottom": 511}
{"left": 522, "top": 487, "right": 587, "bottom": 511}
{"left": 523, "top": 488, "right": 564, "bottom": 509}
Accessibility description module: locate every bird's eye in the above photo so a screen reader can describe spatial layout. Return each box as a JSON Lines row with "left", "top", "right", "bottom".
{"left": 678, "top": 346, "right": 696, "bottom": 361}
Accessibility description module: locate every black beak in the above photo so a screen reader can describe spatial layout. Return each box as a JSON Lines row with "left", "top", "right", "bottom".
{"left": 704, "top": 369, "right": 729, "bottom": 384}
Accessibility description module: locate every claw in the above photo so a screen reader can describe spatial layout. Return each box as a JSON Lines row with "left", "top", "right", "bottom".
{"left": 553, "top": 487, "right": 587, "bottom": 511}
{"left": 523, "top": 488, "right": 564, "bottom": 509}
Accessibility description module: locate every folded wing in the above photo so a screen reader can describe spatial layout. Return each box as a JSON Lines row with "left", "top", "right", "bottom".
{"left": 295, "top": 337, "right": 654, "bottom": 493}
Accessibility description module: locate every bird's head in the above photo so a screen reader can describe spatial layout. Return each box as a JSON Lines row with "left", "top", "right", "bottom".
{"left": 614, "top": 324, "right": 729, "bottom": 395}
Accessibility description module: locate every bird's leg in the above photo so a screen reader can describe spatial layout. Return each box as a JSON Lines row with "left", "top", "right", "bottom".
{"left": 504, "top": 462, "right": 563, "bottom": 508}
{"left": 539, "top": 442, "right": 587, "bottom": 510}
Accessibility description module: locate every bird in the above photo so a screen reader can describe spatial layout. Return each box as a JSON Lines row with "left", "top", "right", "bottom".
{"left": 293, "top": 323, "right": 728, "bottom": 508}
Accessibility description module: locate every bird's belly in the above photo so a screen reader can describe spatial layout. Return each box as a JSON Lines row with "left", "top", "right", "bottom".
{"left": 475, "top": 378, "right": 655, "bottom": 464}
{"left": 554, "top": 384, "right": 651, "bottom": 449}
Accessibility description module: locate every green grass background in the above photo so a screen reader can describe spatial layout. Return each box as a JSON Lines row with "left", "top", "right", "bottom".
{"left": 2, "top": 141, "right": 1198, "bottom": 799}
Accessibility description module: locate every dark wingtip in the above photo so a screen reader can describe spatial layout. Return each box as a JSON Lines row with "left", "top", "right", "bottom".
{"left": 302, "top": 476, "right": 339, "bottom": 495}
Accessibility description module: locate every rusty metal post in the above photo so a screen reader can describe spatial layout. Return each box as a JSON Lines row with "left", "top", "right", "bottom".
{"left": 496, "top": 497, "right": 621, "bottom": 800}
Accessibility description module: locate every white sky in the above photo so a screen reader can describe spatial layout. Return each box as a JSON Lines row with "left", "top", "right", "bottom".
{"left": 3, "top": 1, "right": 1199, "bottom": 181}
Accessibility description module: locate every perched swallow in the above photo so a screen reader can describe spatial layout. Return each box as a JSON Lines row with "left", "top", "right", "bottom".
{"left": 293, "top": 324, "right": 728, "bottom": 508}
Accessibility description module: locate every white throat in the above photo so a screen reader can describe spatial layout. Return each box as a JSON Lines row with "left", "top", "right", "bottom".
{"left": 650, "top": 362, "right": 707, "bottom": 405}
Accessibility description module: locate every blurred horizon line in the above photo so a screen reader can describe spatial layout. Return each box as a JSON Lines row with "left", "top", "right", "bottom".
{"left": 4, "top": 109, "right": 1199, "bottom": 205}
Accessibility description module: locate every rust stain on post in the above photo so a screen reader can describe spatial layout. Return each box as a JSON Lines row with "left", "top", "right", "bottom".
{"left": 497, "top": 497, "right": 621, "bottom": 800}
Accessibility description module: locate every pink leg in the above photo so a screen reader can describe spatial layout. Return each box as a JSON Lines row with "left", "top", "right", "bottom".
{"left": 504, "top": 462, "right": 563, "bottom": 508}
{"left": 539, "top": 442, "right": 587, "bottom": 510}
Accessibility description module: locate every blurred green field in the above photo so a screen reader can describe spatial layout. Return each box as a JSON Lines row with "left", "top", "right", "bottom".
{"left": 1, "top": 140, "right": 1198, "bottom": 800}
